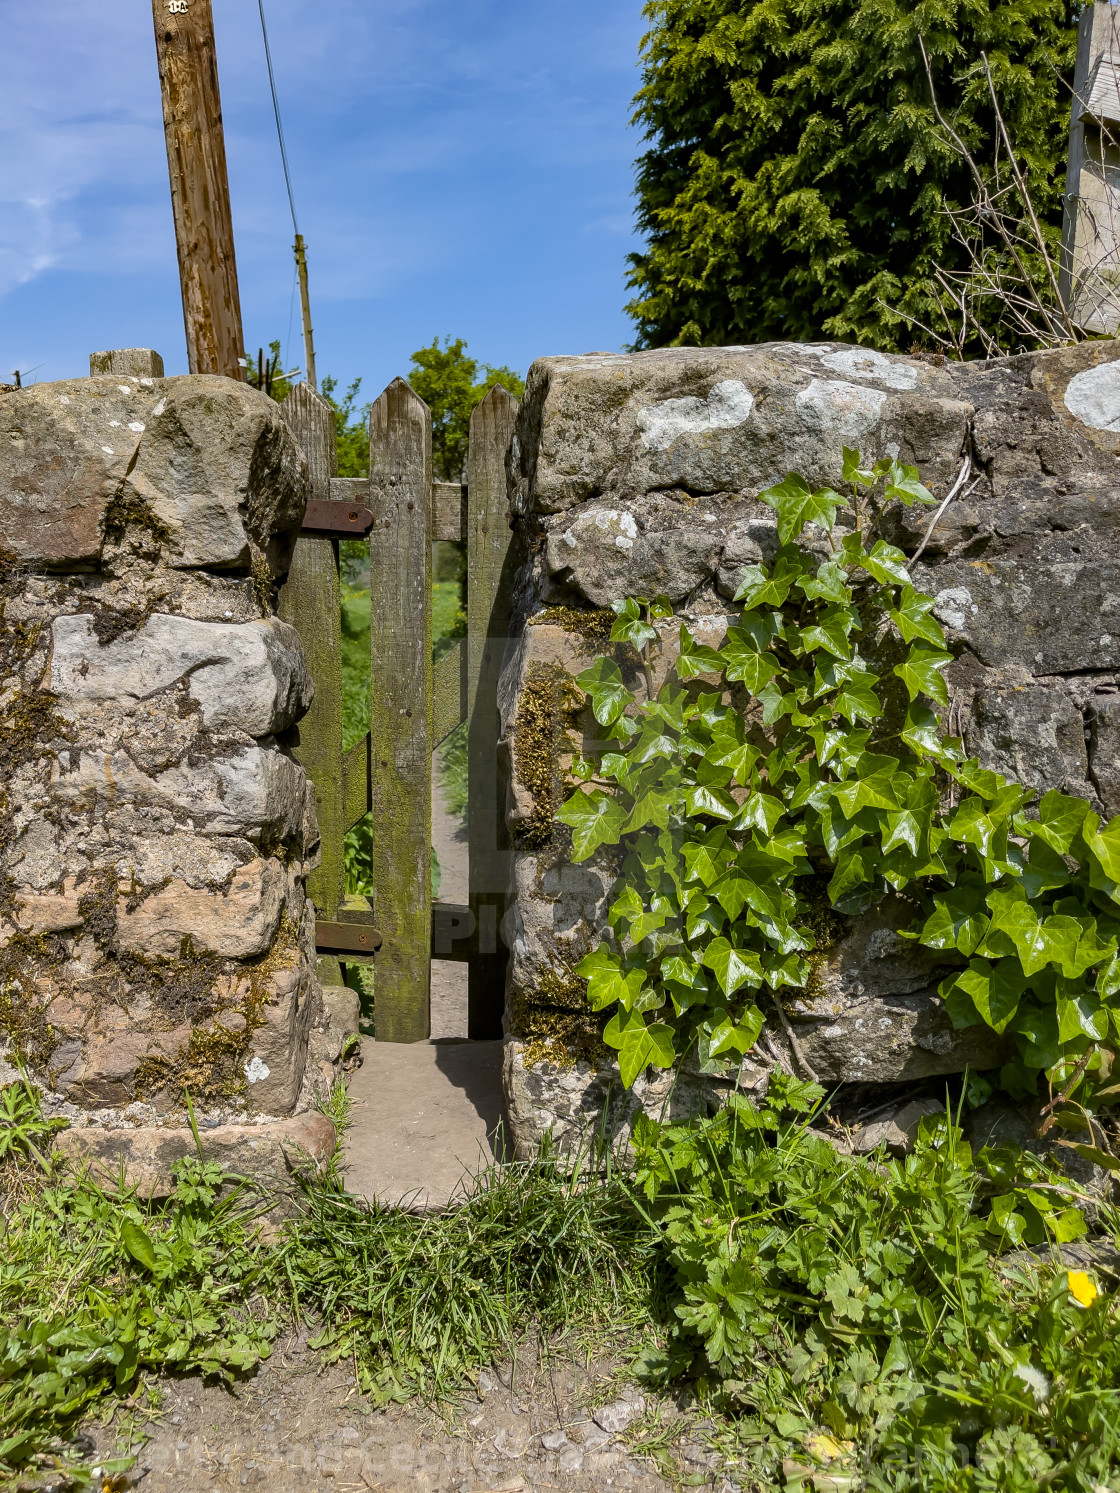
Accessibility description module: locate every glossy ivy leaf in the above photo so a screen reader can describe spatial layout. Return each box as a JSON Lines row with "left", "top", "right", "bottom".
{"left": 890, "top": 586, "right": 946, "bottom": 646}
{"left": 676, "top": 624, "right": 726, "bottom": 679}
{"left": 721, "top": 633, "right": 781, "bottom": 695}
{"left": 795, "top": 605, "right": 856, "bottom": 660}
{"left": 685, "top": 784, "right": 738, "bottom": 821}
{"left": 758, "top": 472, "right": 845, "bottom": 544}
{"left": 797, "top": 558, "right": 853, "bottom": 605}
{"left": 883, "top": 459, "right": 936, "bottom": 506}
{"left": 703, "top": 1003, "right": 765, "bottom": 1058}
{"left": 894, "top": 644, "right": 953, "bottom": 706}
{"left": 901, "top": 702, "right": 959, "bottom": 761}
{"left": 842, "top": 446, "right": 877, "bottom": 488}
{"left": 841, "top": 534, "right": 910, "bottom": 587}
{"left": 1057, "top": 990, "right": 1109, "bottom": 1043}
{"left": 944, "top": 959, "right": 1026, "bottom": 1034}
{"left": 575, "top": 657, "right": 632, "bottom": 727}
{"left": 702, "top": 937, "right": 765, "bottom": 997}
{"left": 575, "top": 945, "right": 648, "bottom": 1012}
{"left": 556, "top": 789, "right": 627, "bottom": 860}
{"left": 918, "top": 882, "right": 989, "bottom": 957}
{"left": 602, "top": 1008, "right": 676, "bottom": 1087}
{"left": 832, "top": 670, "right": 884, "bottom": 724}
{"left": 732, "top": 791, "right": 785, "bottom": 837}
{"left": 1029, "top": 791, "right": 1092, "bottom": 856}
{"left": 609, "top": 597, "right": 657, "bottom": 652}
{"left": 734, "top": 551, "right": 806, "bottom": 610}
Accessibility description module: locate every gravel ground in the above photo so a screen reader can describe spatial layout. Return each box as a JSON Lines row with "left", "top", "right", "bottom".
{"left": 98, "top": 1332, "right": 739, "bottom": 1493}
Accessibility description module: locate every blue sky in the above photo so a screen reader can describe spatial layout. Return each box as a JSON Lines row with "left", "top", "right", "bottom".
{"left": 0, "top": 0, "right": 647, "bottom": 398}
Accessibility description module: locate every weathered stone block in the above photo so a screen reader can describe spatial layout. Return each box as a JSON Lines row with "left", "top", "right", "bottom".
{"left": 50, "top": 742, "right": 316, "bottom": 848}
{"left": 971, "top": 685, "right": 1092, "bottom": 798}
{"left": 116, "top": 857, "right": 288, "bottom": 959}
{"left": 0, "top": 375, "right": 306, "bottom": 570}
{"left": 49, "top": 613, "right": 313, "bottom": 736}
{"left": 512, "top": 344, "right": 971, "bottom": 517}
{"left": 244, "top": 964, "right": 318, "bottom": 1115}
{"left": 502, "top": 1038, "right": 721, "bottom": 1160}
{"left": 55, "top": 1111, "right": 336, "bottom": 1198}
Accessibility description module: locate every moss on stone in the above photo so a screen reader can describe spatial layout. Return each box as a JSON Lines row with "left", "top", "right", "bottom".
{"left": 101, "top": 491, "right": 171, "bottom": 552}
{"left": 0, "top": 936, "right": 59, "bottom": 1069}
{"left": 508, "top": 960, "right": 609, "bottom": 1070}
{"left": 529, "top": 606, "right": 615, "bottom": 645}
{"left": 250, "top": 548, "right": 274, "bottom": 615}
{"left": 513, "top": 662, "right": 583, "bottom": 848}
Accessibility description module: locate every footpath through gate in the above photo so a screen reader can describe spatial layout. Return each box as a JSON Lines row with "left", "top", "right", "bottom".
{"left": 278, "top": 378, "right": 519, "bottom": 1043}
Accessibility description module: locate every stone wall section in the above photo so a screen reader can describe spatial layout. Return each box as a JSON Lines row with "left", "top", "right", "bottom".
{"left": 498, "top": 340, "right": 1120, "bottom": 1154}
{"left": 0, "top": 369, "right": 344, "bottom": 1181}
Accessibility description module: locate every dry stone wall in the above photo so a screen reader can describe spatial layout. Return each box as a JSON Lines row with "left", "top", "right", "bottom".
{"left": 498, "top": 340, "right": 1120, "bottom": 1155}
{"left": 0, "top": 365, "right": 342, "bottom": 1186}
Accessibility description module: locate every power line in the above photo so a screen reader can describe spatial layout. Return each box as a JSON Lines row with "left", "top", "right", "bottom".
{"left": 258, "top": 0, "right": 298, "bottom": 237}
{"left": 256, "top": 0, "right": 318, "bottom": 389}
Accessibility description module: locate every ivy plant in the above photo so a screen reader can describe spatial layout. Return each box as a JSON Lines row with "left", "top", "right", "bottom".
{"left": 557, "top": 450, "right": 1120, "bottom": 1103}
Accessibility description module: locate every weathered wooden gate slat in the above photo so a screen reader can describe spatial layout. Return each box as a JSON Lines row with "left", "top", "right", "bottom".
{"left": 367, "top": 378, "right": 434, "bottom": 1042}
{"left": 281, "top": 374, "right": 518, "bottom": 1037}
{"left": 433, "top": 640, "right": 466, "bottom": 746}
{"left": 466, "top": 385, "right": 519, "bottom": 1039}
{"left": 432, "top": 480, "right": 466, "bottom": 542}
{"left": 278, "top": 383, "right": 345, "bottom": 926}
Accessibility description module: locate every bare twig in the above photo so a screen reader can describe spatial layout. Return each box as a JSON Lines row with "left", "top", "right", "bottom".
{"left": 772, "top": 1001, "right": 820, "bottom": 1083}
{"left": 905, "top": 36, "right": 1082, "bottom": 357}
{"left": 979, "top": 51, "right": 1077, "bottom": 341}
{"left": 908, "top": 460, "right": 981, "bottom": 569}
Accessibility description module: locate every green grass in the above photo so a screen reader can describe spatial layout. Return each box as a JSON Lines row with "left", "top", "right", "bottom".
{"left": 0, "top": 1083, "right": 275, "bottom": 1485}
{"left": 273, "top": 1140, "right": 658, "bottom": 1405}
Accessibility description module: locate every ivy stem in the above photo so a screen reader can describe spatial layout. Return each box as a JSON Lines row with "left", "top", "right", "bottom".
{"left": 640, "top": 602, "right": 656, "bottom": 704}
{"left": 771, "top": 1000, "right": 820, "bottom": 1083}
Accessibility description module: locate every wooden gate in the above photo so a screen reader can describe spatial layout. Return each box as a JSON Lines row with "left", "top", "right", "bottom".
{"left": 278, "top": 378, "right": 519, "bottom": 1042}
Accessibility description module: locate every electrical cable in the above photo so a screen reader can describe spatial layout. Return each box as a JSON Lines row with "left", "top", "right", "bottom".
{"left": 258, "top": 0, "right": 299, "bottom": 238}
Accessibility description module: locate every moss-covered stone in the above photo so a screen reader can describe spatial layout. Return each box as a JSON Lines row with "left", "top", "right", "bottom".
{"left": 513, "top": 662, "right": 583, "bottom": 848}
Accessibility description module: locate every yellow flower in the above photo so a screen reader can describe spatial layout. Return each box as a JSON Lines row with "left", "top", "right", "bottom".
{"left": 1068, "top": 1270, "right": 1099, "bottom": 1308}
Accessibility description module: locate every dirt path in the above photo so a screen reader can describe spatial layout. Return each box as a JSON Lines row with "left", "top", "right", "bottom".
{"left": 110, "top": 1333, "right": 734, "bottom": 1493}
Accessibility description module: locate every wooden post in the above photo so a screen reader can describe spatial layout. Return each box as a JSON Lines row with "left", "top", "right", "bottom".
{"left": 294, "top": 234, "right": 317, "bottom": 392}
{"left": 278, "top": 383, "right": 345, "bottom": 921}
{"left": 1061, "top": 3, "right": 1120, "bottom": 332}
{"left": 466, "top": 386, "right": 519, "bottom": 1040}
{"left": 368, "top": 379, "right": 433, "bottom": 1042}
{"left": 151, "top": 0, "right": 245, "bottom": 378}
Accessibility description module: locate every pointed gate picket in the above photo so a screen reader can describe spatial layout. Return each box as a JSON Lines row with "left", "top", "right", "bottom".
{"left": 279, "top": 378, "right": 518, "bottom": 1042}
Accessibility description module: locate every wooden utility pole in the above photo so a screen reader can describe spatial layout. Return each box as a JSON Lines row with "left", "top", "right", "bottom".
{"left": 151, "top": 0, "right": 245, "bottom": 379}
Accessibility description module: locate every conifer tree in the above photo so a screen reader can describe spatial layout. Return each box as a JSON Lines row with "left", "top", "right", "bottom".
{"left": 626, "top": 0, "right": 1077, "bottom": 351}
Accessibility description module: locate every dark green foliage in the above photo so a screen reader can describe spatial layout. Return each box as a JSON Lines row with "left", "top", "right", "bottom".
{"left": 626, "top": 0, "right": 1077, "bottom": 350}
{"left": 560, "top": 452, "right": 1120, "bottom": 1102}
{"left": 407, "top": 338, "right": 525, "bottom": 481}
{"left": 632, "top": 1077, "right": 1120, "bottom": 1491}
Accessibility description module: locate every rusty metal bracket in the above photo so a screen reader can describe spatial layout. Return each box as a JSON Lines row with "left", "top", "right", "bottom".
{"left": 315, "top": 920, "right": 382, "bottom": 955}
{"left": 302, "top": 499, "right": 374, "bottom": 536}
